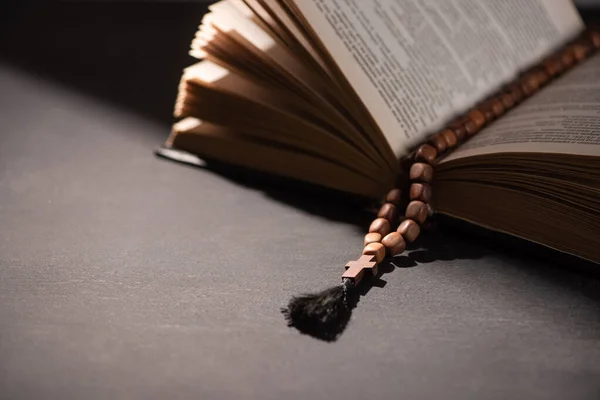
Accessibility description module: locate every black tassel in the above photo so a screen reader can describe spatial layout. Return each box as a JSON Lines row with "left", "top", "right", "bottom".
{"left": 281, "top": 278, "right": 358, "bottom": 342}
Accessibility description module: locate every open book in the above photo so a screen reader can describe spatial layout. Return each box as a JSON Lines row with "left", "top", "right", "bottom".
{"left": 160, "top": 0, "right": 600, "bottom": 264}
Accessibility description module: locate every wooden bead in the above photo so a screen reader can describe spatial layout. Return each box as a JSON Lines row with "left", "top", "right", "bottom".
{"left": 465, "top": 120, "right": 479, "bottom": 136}
{"left": 452, "top": 124, "right": 467, "bottom": 141}
{"left": 520, "top": 79, "right": 536, "bottom": 97}
{"left": 440, "top": 129, "right": 457, "bottom": 148}
{"left": 478, "top": 102, "right": 495, "bottom": 122}
{"left": 363, "top": 242, "right": 385, "bottom": 263}
{"left": 491, "top": 99, "right": 505, "bottom": 117}
{"left": 414, "top": 144, "right": 437, "bottom": 164}
{"left": 449, "top": 118, "right": 463, "bottom": 129}
{"left": 508, "top": 84, "right": 524, "bottom": 104}
{"left": 536, "top": 70, "right": 550, "bottom": 86}
{"left": 429, "top": 134, "right": 447, "bottom": 153}
{"left": 364, "top": 232, "right": 382, "bottom": 246}
{"left": 397, "top": 219, "right": 420, "bottom": 242}
{"left": 377, "top": 203, "right": 398, "bottom": 223}
{"left": 520, "top": 83, "right": 532, "bottom": 97}
{"left": 543, "top": 58, "right": 562, "bottom": 76}
{"left": 522, "top": 72, "right": 541, "bottom": 96}
{"left": 500, "top": 93, "right": 515, "bottom": 110}
{"left": 409, "top": 163, "right": 434, "bottom": 183}
{"left": 405, "top": 200, "right": 428, "bottom": 224}
{"left": 561, "top": 50, "right": 575, "bottom": 68}
{"left": 527, "top": 72, "right": 541, "bottom": 89}
{"left": 369, "top": 217, "right": 391, "bottom": 236}
{"left": 381, "top": 232, "right": 406, "bottom": 256}
{"left": 409, "top": 183, "right": 432, "bottom": 203}
{"left": 385, "top": 188, "right": 402, "bottom": 205}
{"left": 468, "top": 110, "right": 486, "bottom": 128}
{"left": 572, "top": 43, "right": 591, "bottom": 61}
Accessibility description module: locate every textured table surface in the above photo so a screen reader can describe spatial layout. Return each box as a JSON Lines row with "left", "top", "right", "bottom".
{"left": 1, "top": 3, "right": 600, "bottom": 399}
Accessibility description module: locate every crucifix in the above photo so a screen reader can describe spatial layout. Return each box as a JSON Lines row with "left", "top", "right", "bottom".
{"left": 342, "top": 254, "right": 378, "bottom": 285}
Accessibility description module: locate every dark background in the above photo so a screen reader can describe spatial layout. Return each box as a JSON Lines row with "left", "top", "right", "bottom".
{"left": 1, "top": 2, "right": 600, "bottom": 399}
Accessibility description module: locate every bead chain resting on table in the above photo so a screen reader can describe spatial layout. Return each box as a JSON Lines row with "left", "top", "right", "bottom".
{"left": 281, "top": 31, "right": 600, "bottom": 342}
{"left": 342, "top": 31, "right": 600, "bottom": 286}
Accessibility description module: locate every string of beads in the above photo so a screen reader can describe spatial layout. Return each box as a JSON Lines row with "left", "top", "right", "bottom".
{"left": 342, "top": 29, "right": 600, "bottom": 286}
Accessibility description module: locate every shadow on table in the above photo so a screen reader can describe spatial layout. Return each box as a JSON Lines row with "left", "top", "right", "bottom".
{"left": 0, "top": 1, "right": 206, "bottom": 135}
{"left": 168, "top": 153, "right": 600, "bottom": 290}
{"left": 298, "top": 227, "right": 600, "bottom": 342}
{"left": 284, "top": 223, "right": 600, "bottom": 342}
{"left": 365, "top": 222, "right": 600, "bottom": 295}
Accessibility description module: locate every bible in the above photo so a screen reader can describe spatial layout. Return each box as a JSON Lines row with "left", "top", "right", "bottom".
{"left": 159, "top": 0, "right": 600, "bottom": 264}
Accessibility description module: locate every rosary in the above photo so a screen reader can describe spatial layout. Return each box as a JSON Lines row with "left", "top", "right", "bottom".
{"left": 282, "top": 31, "right": 600, "bottom": 341}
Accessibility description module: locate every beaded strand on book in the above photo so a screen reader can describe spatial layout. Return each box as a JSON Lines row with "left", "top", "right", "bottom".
{"left": 353, "top": 30, "right": 600, "bottom": 278}
{"left": 282, "top": 30, "right": 600, "bottom": 341}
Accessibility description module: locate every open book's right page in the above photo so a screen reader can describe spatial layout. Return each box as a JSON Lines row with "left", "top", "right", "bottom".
{"left": 442, "top": 52, "right": 600, "bottom": 162}
{"left": 293, "top": 0, "right": 583, "bottom": 156}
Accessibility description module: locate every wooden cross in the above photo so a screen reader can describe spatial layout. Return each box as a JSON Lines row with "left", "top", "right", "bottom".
{"left": 342, "top": 254, "right": 378, "bottom": 285}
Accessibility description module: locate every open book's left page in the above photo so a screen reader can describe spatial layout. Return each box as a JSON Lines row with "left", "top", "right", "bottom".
{"left": 166, "top": 0, "right": 401, "bottom": 198}
{"left": 293, "top": 0, "right": 584, "bottom": 157}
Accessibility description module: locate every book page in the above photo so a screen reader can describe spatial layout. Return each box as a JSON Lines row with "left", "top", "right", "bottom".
{"left": 442, "top": 52, "right": 600, "bottom": 162}
{"left": 293, "top": 0, "right": 583, "bottom": 157}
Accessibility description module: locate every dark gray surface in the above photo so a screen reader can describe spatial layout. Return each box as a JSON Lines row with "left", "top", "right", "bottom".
{"left": 2, "top": 4, "right": 600, "bottom": 400}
